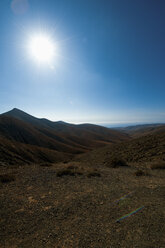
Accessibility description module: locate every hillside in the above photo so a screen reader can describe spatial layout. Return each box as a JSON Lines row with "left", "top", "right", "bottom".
{"left": 75, "top": 127, "right": 165, "bottom": 167}
{"left": 2, "top": 108, "right": 129, "bottom": 143}
{"left": 0, "top": 108, "right": 129, "bottom": 165}
{"left": 1, "top": 141, "right": 165, "bottom": 247}
{"left": 0, "top": 136, "right": 72, "bottom": 166}
{"left": 0, "top": 110, "right": 165, "bottom": 247}
{"left": 0, "top": 116, "right": 88, "bottom": 154}
{"left": 116, "top": 123, "right": 165, "bottom": 137}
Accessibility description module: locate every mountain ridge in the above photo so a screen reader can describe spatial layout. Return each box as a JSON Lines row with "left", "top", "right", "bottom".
{"left": 0, "top": 108, "right": 129, "bottom": 165}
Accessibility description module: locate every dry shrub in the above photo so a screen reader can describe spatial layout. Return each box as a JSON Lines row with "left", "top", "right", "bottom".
{"left": 0, "top": 174, "right": 15, "bottom": 183}
{"left": 67, "top": 165, "right": 78, "bottom": 170}
{"left": 135, "top": 169, "right": 146, "bottom": 176}
{"left": 56, "top": 169, "right": 76, "bottom": 177}
{"left": 150, "top": 161, "right": 165, "bottom": 170}
{"left": 63, "top": 161, "right": 69, "bottom": 164}
{"left": 39, "top": 162, "right": 53, "bottom": 167}
{"left": 107, "top": 157, "right": 128, "bottom": 168}
{"left": 87, "top": 172, "right": 101, "bottom": 178}
{"left": 56, "top": 163, "right": 101, "bottom": 178}
{"left": 56, "top": 162, "right": 84, "bottom": 177}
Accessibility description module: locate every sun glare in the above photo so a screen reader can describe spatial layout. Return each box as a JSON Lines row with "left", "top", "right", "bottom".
{"left": 28, "top": 34, "right": 55, "bottom": 64}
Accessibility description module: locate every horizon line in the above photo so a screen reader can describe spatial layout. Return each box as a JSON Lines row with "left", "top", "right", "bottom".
{"left": 0, "top": 107, "right": 165, "bottom": 127}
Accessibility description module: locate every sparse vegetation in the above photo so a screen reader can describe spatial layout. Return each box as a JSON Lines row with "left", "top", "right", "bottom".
{"left": 0, "top": 109, "right": 165, "bottom": 247}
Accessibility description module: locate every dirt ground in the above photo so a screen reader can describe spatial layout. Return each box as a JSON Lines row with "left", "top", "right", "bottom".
{"left": 0, "top": 162, "right": 165, "bottom": 248}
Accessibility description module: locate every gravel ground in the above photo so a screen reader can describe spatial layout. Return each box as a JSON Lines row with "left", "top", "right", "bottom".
{"left": 0, "top": 162, "right": 165, "bottom": 248}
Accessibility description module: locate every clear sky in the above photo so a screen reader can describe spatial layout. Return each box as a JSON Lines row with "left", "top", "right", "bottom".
{"left": 0, "top": 0, "right": 165, "bottom": 125}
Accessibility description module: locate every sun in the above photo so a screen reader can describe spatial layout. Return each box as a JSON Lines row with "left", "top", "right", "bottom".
{"left": 28, "top": 34, "right": 55, "bottom": 64}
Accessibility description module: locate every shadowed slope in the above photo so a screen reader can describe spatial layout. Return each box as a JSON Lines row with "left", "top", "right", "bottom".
{"left": 0, "top": 136, "right": 72, "bottom": 166}
{"left": 1, "top": 108, "right": 129, "bottom": 148}
{"left": 2, "top": 108, "right": 55, "bottom": 129}
{"left": 2, "top": 108, "right": 129, "bottom": 142}
{"left": 75, "top": 128, "right": 165, "bottom": 167}
{"left": 0, "top": 116, "right": 87, "bottom": 154}
{"left": 0, "top": 109, "right": 129, "bottom": 165}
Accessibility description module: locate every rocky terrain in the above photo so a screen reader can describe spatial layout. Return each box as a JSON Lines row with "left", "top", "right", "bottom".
{"left": 0, "top": 109, "right": 165, "bottom": 247}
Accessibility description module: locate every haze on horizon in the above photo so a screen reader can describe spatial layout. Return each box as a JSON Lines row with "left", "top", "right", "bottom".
{"left": 0, "top": 0, "right": 165, "bottom": 125}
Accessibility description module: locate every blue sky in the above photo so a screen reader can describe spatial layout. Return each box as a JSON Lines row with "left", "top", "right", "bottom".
{"left": 0, "top": 0, "right": 165, "bottom": 125}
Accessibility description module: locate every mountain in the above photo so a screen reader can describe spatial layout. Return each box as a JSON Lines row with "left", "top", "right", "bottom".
{"left": 1, "top": 109, "right": 165, "bottom": 248}
{"left": 76, "top": 126, "right": 165, "bottom": 167}
{"left": 0, "top": 135, "right": 72, "bottom": 166}
{"left": 3, "top": 108, "right": 63, "bottom": 129}
{"left": 0, "top": 108, "right": 129, "bottom": 165}
{"left": 115, "top": 123, "right": 165, "bottom": 137}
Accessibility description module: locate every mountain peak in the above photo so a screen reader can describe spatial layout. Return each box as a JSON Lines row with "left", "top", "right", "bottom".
{"left": 3, "top": 108, "right": 32, "bottom": 117}
{"left": 2, "top": 108, "right": 41, "bottom": 126}
{"left": 2, "top": 108, "right": 57, "bottom": 129}
{"left": 11, "top": 107, "right": 21, "bottom": 111}
{"left": 9, "top": 108, "right": 25, "bottom": 114}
